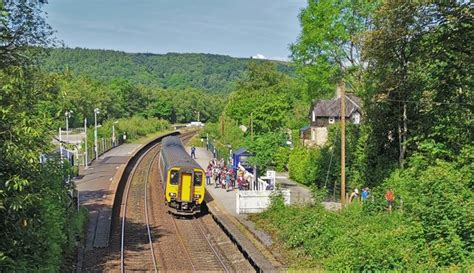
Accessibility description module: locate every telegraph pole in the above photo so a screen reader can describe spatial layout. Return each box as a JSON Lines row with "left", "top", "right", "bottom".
{"left": 340, "top": 81, "right": 346, "bottom": 206}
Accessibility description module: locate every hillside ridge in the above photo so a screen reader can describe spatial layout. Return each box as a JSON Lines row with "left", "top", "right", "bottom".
{"left": 41, "top": 47, "right": 294, "bottom": 92}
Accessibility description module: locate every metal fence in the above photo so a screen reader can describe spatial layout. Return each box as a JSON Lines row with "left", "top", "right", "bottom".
{"left": 206, "top": 139, "right": 232, "bottom": 165}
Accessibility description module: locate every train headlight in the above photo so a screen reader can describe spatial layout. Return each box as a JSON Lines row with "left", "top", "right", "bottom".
{"left": 194, "top": 194, "right": 201, "bottom": 200}
{"left": 169, "top": 192, "right": 176, "bottom": 198}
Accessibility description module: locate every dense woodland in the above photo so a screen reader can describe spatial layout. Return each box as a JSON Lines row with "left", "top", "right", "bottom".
{"left": 42, "top": 48, "right": 294, "bottom": 93}
{"left": 0, "top": 0, "right": 472, "bottom": 271}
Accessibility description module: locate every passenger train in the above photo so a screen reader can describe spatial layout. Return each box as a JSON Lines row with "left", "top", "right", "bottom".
{"left": 159, "top": 135, "right": 205, "bottom": 216}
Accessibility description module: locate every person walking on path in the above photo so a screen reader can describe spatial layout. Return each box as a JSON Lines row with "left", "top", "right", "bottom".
{"left": 191, "top": 146, "right": 196, "bottom": 159}
{"left": 349, "top": 188, "right": 359, "bottom": 203}
{"left": 385, "top": 189, "right": 395, "bottom": 213}
{"left": 361, "top": 188, "right": 369, "bottom": 201}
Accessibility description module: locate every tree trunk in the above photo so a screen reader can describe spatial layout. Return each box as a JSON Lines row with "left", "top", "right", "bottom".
{"left": 399, "top": 102, "right": 407, "bottom": 168}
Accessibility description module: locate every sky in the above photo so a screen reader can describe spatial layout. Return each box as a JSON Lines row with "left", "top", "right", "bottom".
{"left": 45, "top": 0, "right": 307, "bottom": 61}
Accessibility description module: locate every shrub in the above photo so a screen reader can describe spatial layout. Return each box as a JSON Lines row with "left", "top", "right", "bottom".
{"left": 384, "top": 153, "right": 473, "bottom": 267}
{"left": 254, "top": 203, "right": 431, "bottom": 271}
{"left": 274, "top": 146, "right": 290, "bottom": 171}
{"left": 97, "top": 116, "right": 170, "bottom": 141}
{"left": 288, "top": 147, "right": 320, "bottom": 186}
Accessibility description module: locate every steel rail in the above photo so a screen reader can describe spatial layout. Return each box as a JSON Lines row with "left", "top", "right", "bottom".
{"left": 171, "top": 217, "right": 197, "bottom": 273}
{"left": 120, "top": 131, "right": 197, "bottom": 272}
{"left": 196, "top": 218, "right": 230, "bottom": 273}
{"left": 144, "top": 147, "right": 161, "bottom": 272}
{"left": 120, "top": 143, "right": 160, "bottom": 273}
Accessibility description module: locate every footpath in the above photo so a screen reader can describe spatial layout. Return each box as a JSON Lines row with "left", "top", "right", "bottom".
{"left": 188, "top": 147, "right": 314, "bottom": 271}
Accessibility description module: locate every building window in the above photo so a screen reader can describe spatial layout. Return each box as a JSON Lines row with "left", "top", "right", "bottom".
{"left": 328, "top": 117, "right": 335, "bottom": 124}
{"left": 353, "top": 113, "right": 360, "bottom": 124}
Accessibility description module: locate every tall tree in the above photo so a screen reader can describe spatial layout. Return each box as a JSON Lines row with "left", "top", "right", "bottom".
{"left": 225, "top": 62, "right": 293, "bottom": 134}
{"left": 291, "top": 0, "right": 378, "bottom": 99}
{"left": 1, "top": 0, "right": 54, "bottom": 68}
{"left": 363, "top": 1, "right": 473, "bottom": 172}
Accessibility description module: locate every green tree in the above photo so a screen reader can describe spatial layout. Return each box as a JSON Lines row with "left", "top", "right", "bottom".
{"left": 1, "top": 0, "right": 55, "bottom": 68}
{"left": 291, "top": 0, "right": 379, "bottom": 100}
{"left": 363, "top": 1, "right": 473, "bottom": 177}
{"left": 225, "top": 62, "right": 293, "bottom": 134}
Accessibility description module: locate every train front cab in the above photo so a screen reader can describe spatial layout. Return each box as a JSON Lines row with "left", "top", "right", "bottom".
{"left": 165, "top": 167, "right": 205, "bottom": 216}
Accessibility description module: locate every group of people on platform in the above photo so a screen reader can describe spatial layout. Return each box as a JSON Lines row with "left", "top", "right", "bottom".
{"left": 205, "top": 159, "right": 250, "bottom": 191}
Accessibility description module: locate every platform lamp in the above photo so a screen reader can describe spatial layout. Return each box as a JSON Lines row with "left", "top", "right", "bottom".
{"left": 94, "top": 108, "right": 100, "bottom": 160}
{"left": 65, "top": 110, "right": 73, "bottom": 162}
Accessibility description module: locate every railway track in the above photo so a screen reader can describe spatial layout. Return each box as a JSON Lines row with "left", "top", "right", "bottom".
{"left": 107, "top": 131, "right": 253, "bottom": 272}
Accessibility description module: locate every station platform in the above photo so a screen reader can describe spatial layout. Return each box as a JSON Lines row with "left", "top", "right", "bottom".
{"left": 74, "top": 143, "right": 141, "bottom": 271}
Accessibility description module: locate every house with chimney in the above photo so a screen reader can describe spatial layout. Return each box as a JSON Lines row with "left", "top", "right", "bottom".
{"left": 301, "top": 88, "right": 362, "bottom": 146}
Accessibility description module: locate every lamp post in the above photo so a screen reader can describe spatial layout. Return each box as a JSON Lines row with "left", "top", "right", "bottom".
{"left": 94, "top": 108, "right": 100, "bottom": 160}
{"left": 112, "top": 121, "right": 118, "bottom": 147}
{"left": 84, "top": 118, "right": 88, "bottom": 168}
{"left": 65, "top": 110, "right": 73, "bottom": 161}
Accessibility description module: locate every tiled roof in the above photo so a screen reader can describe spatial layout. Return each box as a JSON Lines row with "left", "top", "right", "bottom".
{"left": 313, "top": 94, "right": 361, "bottom": 118}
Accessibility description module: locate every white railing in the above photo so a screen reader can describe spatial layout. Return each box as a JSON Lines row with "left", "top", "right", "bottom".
{"left": 237, "top": 164, "right": 276, "bottom": 191}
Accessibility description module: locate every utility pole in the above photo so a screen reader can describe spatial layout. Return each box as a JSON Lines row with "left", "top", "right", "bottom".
{"left": 250, "top": 112, "right": 254, "bottom": 141}
{"left": 339, "top": 81, "right": 346, "bottom": 206}
{"left": 197, "top": 111, "right": 200, "bottom": 122}
{"left": 84, "top": 118, "right": 88, "bottom": 168}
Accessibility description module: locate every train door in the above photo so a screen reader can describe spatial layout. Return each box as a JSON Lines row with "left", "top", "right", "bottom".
{"left": 179, "top": 172, "right": 192, "bottom": 202}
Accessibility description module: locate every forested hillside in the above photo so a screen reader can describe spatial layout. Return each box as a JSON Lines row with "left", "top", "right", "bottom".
{"left": 41, "top": 48, "right": 294, "bottom": 92}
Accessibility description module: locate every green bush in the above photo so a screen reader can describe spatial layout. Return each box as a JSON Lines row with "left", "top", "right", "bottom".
{"left": 288, "top": 146, "right": 320, "bottom": 186}
{"left": 255, "top": 144, "right": 474, "bottom": 271}
{"left": 274, "top": 146, "right": 290, "bottom": 171}
{"left": 255, "top": 203, "right": 431, "bottom": 271}
{"left": 384, "top": 149, "right": 473, "bottom": 267}
{"left": 99, "top": 116, "right": 170, "bottom": 141}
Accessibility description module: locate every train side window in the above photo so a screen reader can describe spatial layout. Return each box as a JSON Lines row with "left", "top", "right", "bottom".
{"left": 170, "top": 170, "right": 179, "bottom": 185}
{"left": 193, "top": 172, "right": 202, "bottom": 186}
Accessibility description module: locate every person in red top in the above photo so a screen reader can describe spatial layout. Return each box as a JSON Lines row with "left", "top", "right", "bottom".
{"left": 385, "top": 189, "right": 395, "bottom": 212}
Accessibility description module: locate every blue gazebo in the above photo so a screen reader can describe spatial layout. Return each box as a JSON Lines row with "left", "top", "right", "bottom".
{"left": 232, "top": 148, "right": 253, "bottom": 172}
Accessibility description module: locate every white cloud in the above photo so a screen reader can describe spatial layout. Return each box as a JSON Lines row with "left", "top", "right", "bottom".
{"left": 252, "top": 53, "right": 266, "bottom": 59}
{"left": 269, "top": 56, "right": 290, "bottom": 62}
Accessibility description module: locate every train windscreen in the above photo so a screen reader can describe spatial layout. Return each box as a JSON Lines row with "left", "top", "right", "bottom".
{"left": 170, "top": 170, "right": 179, "bottom": 185}
{"left": 193, "top": 172, "right": 202, "bottom": 186}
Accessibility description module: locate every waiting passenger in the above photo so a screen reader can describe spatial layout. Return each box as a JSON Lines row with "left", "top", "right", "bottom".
{"left": 225, "top": 172, "right": 232, "bottom": 191}
{"left": 206, "top": 166, "right": 212, "bottom": 185}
